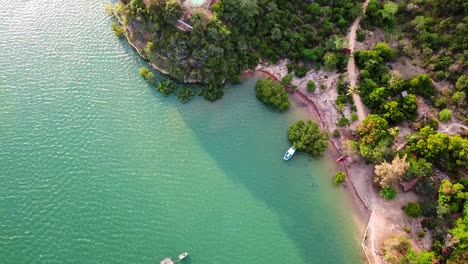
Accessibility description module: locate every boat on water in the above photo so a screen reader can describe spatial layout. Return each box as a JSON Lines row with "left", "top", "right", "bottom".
{"left": 283, "top": 146, "right": 296, "bottom": 161}
{"left": 178, "top": 253, "right": 188, "bottom": 260}
{"left": 160, "top": 252, "right": 189, "bottom": 264}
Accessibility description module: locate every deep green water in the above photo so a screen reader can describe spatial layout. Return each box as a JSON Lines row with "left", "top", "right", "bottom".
{"left": 0, "top": 0, "right": 364, "bottom": 263}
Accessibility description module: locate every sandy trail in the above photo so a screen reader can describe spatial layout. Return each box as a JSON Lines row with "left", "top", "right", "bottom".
{"left": 346, "top": 0, "right": 371, "bottom": 121}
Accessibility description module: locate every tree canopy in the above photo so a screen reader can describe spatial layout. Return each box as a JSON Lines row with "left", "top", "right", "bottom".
{"left": 255, "top": 78, "right": 290, "bottom": 111}
{"left": 288, "top": 120, "right": 328, "bottom": 157}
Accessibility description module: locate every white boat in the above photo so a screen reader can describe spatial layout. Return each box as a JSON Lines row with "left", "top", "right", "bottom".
{"left": 178, "top": 253, "right": 188, "bottom": 260}
{"left": 283, "top": 146, "right": 296, "bottom": 161}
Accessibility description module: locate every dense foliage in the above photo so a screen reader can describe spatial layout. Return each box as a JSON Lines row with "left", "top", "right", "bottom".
{"left": 115, "top": 0, "right": 363, "bottom": 100}
{"left": 403, "top": 202, "right": 422, "bottom": 218}
{"left": 334, "top": 171, "right": 346, "bottom": 185}
{"left": 288, "top": 120, "right": 328, "bottom": 157}
{"left": 139, "top": 66, "right": 155, "bottom": 83}
{"left": 255, "top": 78, "right": 290, "bottom": 111}
{"left": 362, "top": 0, "right": 468, "bottom": 122}
{"left": 351, "top": 114, "right": 394, "bottom": 163}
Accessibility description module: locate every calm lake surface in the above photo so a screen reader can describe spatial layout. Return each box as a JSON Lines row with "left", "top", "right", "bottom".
{"left": 0, "top": 0, "right": 364, "bottom": 263}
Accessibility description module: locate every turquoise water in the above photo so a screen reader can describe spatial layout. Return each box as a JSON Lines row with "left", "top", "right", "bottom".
{"left": 0, "top": 0, "right": 364, "bottom": 263}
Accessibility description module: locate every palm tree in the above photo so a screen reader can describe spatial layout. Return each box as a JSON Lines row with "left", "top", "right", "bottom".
{"left": 347, "top": 85, "right": 360, "bottom": 96}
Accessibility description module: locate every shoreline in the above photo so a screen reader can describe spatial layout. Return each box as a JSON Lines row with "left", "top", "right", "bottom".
{"left": 117, "top": 11, "right": 377, "bottom": 261}
{"left": 252, "top": 67, "right": 373, "bottom": 262}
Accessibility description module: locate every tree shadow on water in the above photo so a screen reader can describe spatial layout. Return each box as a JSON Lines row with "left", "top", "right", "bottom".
{"left": 172, "top": 84, "right": 357, "bottom": 263}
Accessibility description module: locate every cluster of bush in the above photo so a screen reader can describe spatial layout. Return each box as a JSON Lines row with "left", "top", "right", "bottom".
{"left": 139, "top": 67, "right": 196, "bottom": 103}
{"left": 116, "top": 0, "right": 364, "bottom": 102}
{"left": 255, "top": 78, "right": 290, "bottom": 111}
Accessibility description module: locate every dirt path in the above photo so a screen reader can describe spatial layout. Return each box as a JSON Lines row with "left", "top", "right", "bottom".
{"left": 346, "top": 0, "right": 371, "bottom": 121}
{"left": 437, "top": 123, "right": 468, "bottom": 134}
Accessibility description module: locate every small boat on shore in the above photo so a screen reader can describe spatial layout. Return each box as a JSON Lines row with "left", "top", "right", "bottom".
{"left": 283, "top": 146, "right": 296, "bottom": 161}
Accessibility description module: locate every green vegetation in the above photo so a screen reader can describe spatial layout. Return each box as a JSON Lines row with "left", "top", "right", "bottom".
{"left": 306, "top": 80, "right": 316, "bottom": 92}
{"left": 288, "top": 120, "right": 328, "bottom": 157}
{"left": 332, "top": 129, "right": 340, "bottom": 138}
{"left": 111, "top": 21, "right": 124, "bottom": 37}
{"left": 281, "top": 74, "right": 293, "bottom": 86}
{"left": 255, "top": 78, "right": 290, "bottom": 111}
{"left": 334, "top": 171, "right": 346, "bottom": 185}
{"left": 116, "top": 0, "right": 363, "bottom": 100}
{"left": 176, "top": 86, "right": 195, "bottom": 103}
{"left": 139, "top": 66, "right": 154, "bottom": 84}
{"left": 351, "top": 114, "right": 394, "bottom": 163}
{"left": 379, "top": 186, "right": 397, "bottom": 200}
{"left": 350, "top": 113, "right": 358, "bottom": 122}
{"left": 439, "top": 109, "right": 452, "bottom": 122}
{"left": 201, "top": 84, "right": 224, "bottom": 102}
{"left": 337, "top": 117, "right": 349, "bottom": 127}
{"left": 403, "top": 202, "right": 422, "bottom": 218}
{"left": 156, "top": 79, "right": 177, "bottom": 96}
{"left": 357, "top": 29, "right": 365, "bottom": 42}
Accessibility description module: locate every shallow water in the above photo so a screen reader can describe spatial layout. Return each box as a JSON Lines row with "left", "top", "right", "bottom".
{"left": 0, "top": 0, "right": 364, "bottom": 263}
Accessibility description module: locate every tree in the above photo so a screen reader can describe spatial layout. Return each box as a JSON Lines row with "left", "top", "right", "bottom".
{"left": 323, "top": 52, "right": 340, "bottom": 70}
{"left": 382, "top": 100, "right": 405, "bottom": 123}
{"left": 334, "top": 171, "right": 346, "bottom": 185}
{"left": 404, "top": 249, "right": 435, "bottom": 264}
{"left": 255, "top": 78, "right": 290, "bottom": 111}
{"left": 383, "top": 235, "right": 410, "bottom": 263}
{"left": 307, "top": 80, "right": 316, "bottom": 92}
{"left": 288, "top": 120, "right": 328, "bottom": 157}
{"left": 281, "top": 74, "right": 293, "bottom": 85}
{"left": 403, "top": 202, "right": 422, "bottom": 218}
{"left": 456, "top": 75, "right": 468, "bottom": 93}
{"left": 156, "top": 79, "right": 177, "bottom": 96}
{"left": 202, "top": 84, "right": 224, "bottom": 101}
{"left": 374, "top": 154, "right": 409, "bottom": 188}
{"left": 373, "top": 42, "right": 396, "bottom": 61}
{"left": 452, "top": 91, "right": 466, "bottom": 106}
{"left": 357, "top": 114, "right": 391, "bottom": 145}
{"left": 409, "top": 74, "right": 435, "bottom": 98}
{"left": 439, "top": 109, "right": 452, "bottom": 122}
{"left": 449, "top": 135, "right": 468, "bottom": 168}
{"left": 176, "top": 86, "right": 195, "bottom": 103}
{"left": 401, "top": 94, "right": 418, "bottom": 120}
{"left": 139, "top": 67, "right": 155, "bottom": 83}
{"left": 450, "top": 202, "right": 468, "bottom": 249}
{"left": 380, "top": 185, "right": 397, "bottom": 200}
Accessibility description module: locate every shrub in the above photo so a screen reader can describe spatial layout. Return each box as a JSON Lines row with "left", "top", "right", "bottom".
{"left": 403, "top": 202, "right": 422, "bottom": 218}
{"left": 255, "top": 78, "right": 290, "bottom": 111}
{"left": 333, "top": 130, "right": 340, "bottom": 137}
{"left": 417, "top": 230, "right": 426, "bottom": 238}
{"left": 176, "top": 86, "right": 195, "bottom": 103}
{"left": 307, "top": 81, "right": 316, "bottom": 92}
{"left": 156, "top": 80, "right": 177, "bottom": 96}
{"left": 139, "top": 67, "right": 154, "bottom": 84}
{"left": 288, "top": 120, "right": 328, "bottom": 156}
{"left": 337, "top": 117, "right": 349, "bottom": 127}
{"left": 201, "top": 84, "right": 224, "bottom": 102}
{"left": 350, "top": 113, "right": 358, "bottom": 121}
{"left": 452, "top": 91, "right": 466, "bottom": 106}
{"left": 357, "top": 30, "right": 366, "bottom": 42}
{"left": 419, "top": 199, "right": 437, "bottom": 217}
{"left": 294, "top": 65, "right": 308, "bottom": 78}
{"left": 403, "top": 225, "right": 411, "bottom": 233}
{"left": 282, "top": 74, "right": 293, "bottom": 85}
{"left": 324, "top": 52, "right": 340, "bottom": 70}
{"left": 380, "top": 186, "right": 397, "bottom": 200}
{"left": 438, "top": 108, "right": 452, "bottom": 122}
{"left": 111, "top": 22, "right": 124, "bottom": 37}
{"left": 334, "top": 171, "right": 346, "bottom": 184}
